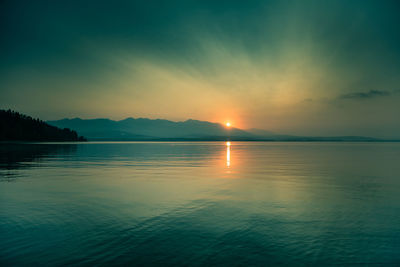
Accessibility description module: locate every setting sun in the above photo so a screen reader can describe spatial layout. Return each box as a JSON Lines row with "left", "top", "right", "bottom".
{"left": 226, "top": 122, "right": 231, "bottom": 127}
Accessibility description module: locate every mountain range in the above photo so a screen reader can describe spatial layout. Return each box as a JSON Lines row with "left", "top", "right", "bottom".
{"left": 47, "top": 117, "right": 384, "bottom": 142}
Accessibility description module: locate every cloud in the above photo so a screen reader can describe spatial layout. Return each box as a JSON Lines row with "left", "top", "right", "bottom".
{"left": 338, "top": 90, "right": 391, "bottom": 100}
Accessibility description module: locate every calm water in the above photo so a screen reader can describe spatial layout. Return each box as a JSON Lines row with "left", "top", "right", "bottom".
{"left": 1, "top": 142, "right": 400, "bottom": 266}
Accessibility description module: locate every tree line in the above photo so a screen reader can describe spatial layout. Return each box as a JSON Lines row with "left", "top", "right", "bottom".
{"left": 0, "top": 109, "right": 86, "bottom": 141}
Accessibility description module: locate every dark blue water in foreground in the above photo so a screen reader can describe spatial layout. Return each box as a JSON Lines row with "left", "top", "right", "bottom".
{"left": 1, "top": 142, "right": 400, "bottom": 266}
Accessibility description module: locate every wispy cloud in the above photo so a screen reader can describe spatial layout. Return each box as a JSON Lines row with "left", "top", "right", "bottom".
{"left": 338, "top": 90, "right": 391, "bottom": 100}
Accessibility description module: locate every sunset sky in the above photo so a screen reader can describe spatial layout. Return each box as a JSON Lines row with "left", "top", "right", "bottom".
{"left": 1, "top": 0, "right": 400, "bottom": 138}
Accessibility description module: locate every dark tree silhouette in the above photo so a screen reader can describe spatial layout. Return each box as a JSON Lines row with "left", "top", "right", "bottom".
{"left": 0, "top": 109, "right": 86, "bottom": 141}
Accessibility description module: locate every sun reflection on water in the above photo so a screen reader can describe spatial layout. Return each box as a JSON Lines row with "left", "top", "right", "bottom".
{"left": 226, "top": 141, "right": 231, "bottom": 167}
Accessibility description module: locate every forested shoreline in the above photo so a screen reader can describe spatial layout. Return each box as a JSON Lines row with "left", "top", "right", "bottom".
{"left": 0, "top": 110, "right": 86, "bottom": 141}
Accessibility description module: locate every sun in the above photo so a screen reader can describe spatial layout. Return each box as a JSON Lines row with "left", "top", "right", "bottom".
{"left": 226, "top": 122, "right": 231, "bottom": 127}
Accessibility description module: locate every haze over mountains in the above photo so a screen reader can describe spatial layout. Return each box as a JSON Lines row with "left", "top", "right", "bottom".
{"left": 48, "top": 118, "right": 249, "bottom": 141}
{"left": 47, "top": 117, "right": 384, "bottom": 142}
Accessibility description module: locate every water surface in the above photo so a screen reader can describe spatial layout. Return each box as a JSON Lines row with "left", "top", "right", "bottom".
{"left": 1, "top": 142, "right": 400, "bottom": 266}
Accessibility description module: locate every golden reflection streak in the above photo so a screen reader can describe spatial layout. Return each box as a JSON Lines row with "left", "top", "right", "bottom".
{"left": 226, "top": 141, "right": 231, "bottom": 167}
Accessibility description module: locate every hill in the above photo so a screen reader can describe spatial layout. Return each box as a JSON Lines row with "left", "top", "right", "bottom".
{"left": 0, "top": 110, "right": 86, "bottom": 141}
{"left": 47, "top": 117, "right": 383, "bottom": 142}
{"left": 47, "top": 117, "right": 251, "bottom": 141}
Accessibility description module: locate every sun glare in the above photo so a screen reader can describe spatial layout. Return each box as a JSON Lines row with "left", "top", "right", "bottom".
{"left": 226, "top": 122, "right": 231, "bottom": 127}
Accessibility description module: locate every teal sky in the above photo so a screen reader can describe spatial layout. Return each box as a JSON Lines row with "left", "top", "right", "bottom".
{"left": 1, "top": 0, "right": 400, "bottom": 138}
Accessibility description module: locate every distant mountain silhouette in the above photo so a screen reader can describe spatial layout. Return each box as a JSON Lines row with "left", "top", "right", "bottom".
{"left": 47, "top": 117, "right": 251, "bottom": 141}
{"left": 0, "top": 110, "right": 86, "bottom": 141}
{"left": 47, "top": 117, "right": 384, "bottom": 142}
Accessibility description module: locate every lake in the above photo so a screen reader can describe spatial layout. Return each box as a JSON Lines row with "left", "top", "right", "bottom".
{"left": 1, "top": 142, "right": 400, "bottom": 266}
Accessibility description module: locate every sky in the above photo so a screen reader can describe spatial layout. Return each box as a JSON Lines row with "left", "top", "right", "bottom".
{"left": 1, "top": 0, "right": 400, "bottom": 138}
